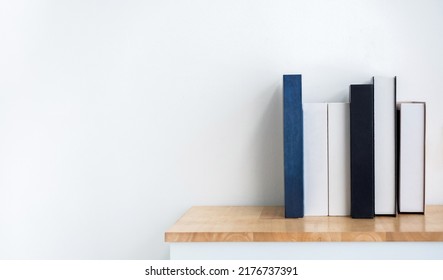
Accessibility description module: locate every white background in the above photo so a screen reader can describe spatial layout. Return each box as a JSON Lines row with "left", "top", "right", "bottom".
{"left": 1, "top": 260, "right": 442, "bottom": 280}
{"left": 0, "top": 0, "right": 442, "bottom": 260}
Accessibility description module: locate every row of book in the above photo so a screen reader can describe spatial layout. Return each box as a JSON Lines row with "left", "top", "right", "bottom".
{"left": 283, "top": 75, "right": 426, "bottom": 219}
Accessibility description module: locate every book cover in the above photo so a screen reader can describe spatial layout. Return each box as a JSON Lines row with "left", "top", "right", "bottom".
{"left": 303, "top": 103, "right": 328, "bottom": 216}
{"left": 328, "top": 103, "right": 351, "bottom": 216}
{"left": 373, "top": 76, "right": 397, "bottom": 216}
{"left": 283, "top": 74, "right": 304, "bottom": 218}
{"left": 350, "top": 84, "right": 375, "bottom": 219}
{"left": 398, "top": 102, "right": 426, "bottom": 214}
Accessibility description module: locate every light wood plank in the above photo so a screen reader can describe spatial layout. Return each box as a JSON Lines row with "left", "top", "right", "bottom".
{"left": 165, "top": 206, "right": 443, "bottom": 242}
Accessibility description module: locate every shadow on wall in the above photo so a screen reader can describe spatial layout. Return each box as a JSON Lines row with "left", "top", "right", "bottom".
{"left": 251, "top": 84, "right": 284, "bottom": 205}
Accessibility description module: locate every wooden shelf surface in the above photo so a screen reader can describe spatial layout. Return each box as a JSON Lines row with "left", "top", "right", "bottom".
{"left": 165, "top": 206, "right": 443, "bottom": 242}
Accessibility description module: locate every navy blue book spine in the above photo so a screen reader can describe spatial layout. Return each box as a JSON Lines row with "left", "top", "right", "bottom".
{"left": 283, "top": 74, "right": 304, "bottom": 218}
{"left": 350, "top": 84, "right": 375, "bottom": 219}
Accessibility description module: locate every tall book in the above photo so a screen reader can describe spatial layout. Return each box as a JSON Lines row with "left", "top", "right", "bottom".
{"left": 398, "top": 102, "right": 426, "bottom": 214}
{"left": 350, "top": 84, "right": 375, "bottom": 219}
{"left": 303, "top": 103, "right": 328, "bottom": 216}
{"left": 283, "top": 74, "right": 304, "bottom": 218}
{"left": 328, "top": 103, "right": 351, "bottom": 216}
{"left": 373, "top": 76, "right": 397, "bottom": 216}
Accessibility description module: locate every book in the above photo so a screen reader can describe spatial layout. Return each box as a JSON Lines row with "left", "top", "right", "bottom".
{"left": 328, "top": 103, "right": 351, "bottom": 216}
{"left": 350, "top": 84, "right": 375, "bottom": 219}
{"left": 373, "top": 76, "right": 397, "bottom": 216}
{"left": 398, "top": 102, "right": 426, "bottom": 214}
{"left": 303, "top": 103, "right": 328, "bottom": 216}
{"left": 283, "top": 74, "right": 304, "bottom": 218}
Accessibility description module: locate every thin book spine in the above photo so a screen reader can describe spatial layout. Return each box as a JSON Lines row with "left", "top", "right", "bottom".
{"left": 398, "top": 102, "right": 426, "bottom": 214}
{"left": 373, "top": 76, "right": 397, "bottom": 216}
{"left": 303, "top": 103, "right": 328, "bottom": 216}
{"left": 350, "top": 84, "right": 375, "bottom": 219}
{"left": 328, "top": 103, "right": 351, "bottom": 216}
{"left": 283, "top": 74, "right": 304, "bottom": 218}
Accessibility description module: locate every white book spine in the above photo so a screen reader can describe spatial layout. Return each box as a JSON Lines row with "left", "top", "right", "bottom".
{"left": 328, "top": 103, "right": 351, "bottom": 216}
{"left": 303, "top": 103, "right": 328, "bottom": 216}
{"left": 399, "top": 103, "right": 425, "bottom": 213}
{"left": 374, "top": 76, "right": 397, "bottom": 215}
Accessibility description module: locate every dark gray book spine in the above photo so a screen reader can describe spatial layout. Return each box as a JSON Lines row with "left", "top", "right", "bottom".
{"left": 350, "top": 84, "right": 375, "bottom": 219}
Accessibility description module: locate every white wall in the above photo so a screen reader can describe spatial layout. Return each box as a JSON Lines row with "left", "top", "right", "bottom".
{"left": 0, "top": 0, "right": 442, "bottom": 260}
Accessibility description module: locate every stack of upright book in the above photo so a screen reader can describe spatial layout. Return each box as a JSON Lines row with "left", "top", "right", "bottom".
{"left": 283, "top": 75, "right": 426, "bottom": 219}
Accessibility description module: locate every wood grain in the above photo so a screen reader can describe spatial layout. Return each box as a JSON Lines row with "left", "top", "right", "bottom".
{"left": 165, "top": 206, "right": 443, "bottom": 242}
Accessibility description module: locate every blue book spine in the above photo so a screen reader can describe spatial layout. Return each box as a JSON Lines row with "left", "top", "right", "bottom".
{"left": 283, "top": 74, "right": 304, "bottom": 218}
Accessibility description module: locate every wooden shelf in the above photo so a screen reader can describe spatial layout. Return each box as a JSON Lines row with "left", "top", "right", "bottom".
{"left": 165, "top": 205, "right": 443, "bottom": 242}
